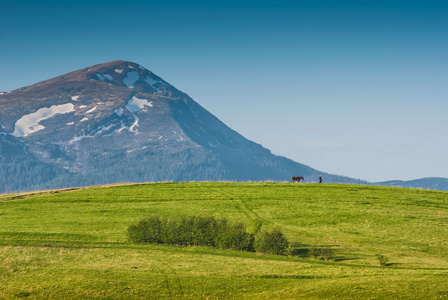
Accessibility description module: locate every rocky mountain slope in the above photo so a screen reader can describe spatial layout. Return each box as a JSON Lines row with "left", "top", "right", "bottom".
{"left": 0, "top": 60, "right": 372, "bottom": 192}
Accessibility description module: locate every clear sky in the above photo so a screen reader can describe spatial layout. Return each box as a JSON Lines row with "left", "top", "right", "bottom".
{"left": 1, "top": 0, "right": 447, "bottom": 182}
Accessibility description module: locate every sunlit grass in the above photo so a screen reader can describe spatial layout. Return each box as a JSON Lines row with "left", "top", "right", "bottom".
{"left": 1, "top": 182, "right": 447, "bottom": 299}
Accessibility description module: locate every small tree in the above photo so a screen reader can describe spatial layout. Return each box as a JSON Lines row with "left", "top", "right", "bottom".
{"left": 255, "top": 227, "right": 289, "bottom": 255}
{"left": 375, "top": 254, "right": 389, "bottom": 266}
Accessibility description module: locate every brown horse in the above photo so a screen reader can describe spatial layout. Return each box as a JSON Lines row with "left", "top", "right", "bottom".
{"left": 291, "top": 176, "right": 304, "bottom": 183}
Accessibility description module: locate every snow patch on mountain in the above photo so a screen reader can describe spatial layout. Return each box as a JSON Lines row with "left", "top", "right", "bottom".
{"left": 129, "top": 120, "right": 139, "bottom": 132}
{"left": 96, "top": 74, "right": 106, "bottom": 81}
{"left": 67, "top": 123, "right": 116, "bottom": 145}
{"left": 125, "top": 96, "right": 153, "bottom": 113}
{"left": 12, "top": 103, "right": 75, "bottom": 137}
{"left": 115, "top": 69, "right": 123, "bottom": 73}
{"left": 127, "top": 146, "right": 148, "bottom": 154}
{"left": 103, "top": 74, "right": 113, "bottom": 81}
{"left": 71, "top": 96, "right": 80, "bottom": 101}
{"left": 124, "top": 96, "right": 153, "bottom": 133}
{"left": 114, "top": 107, "right": 123, "bottom": 117}
{"left": 86, "top": 106, "right": 97, "bottom": 114}
{"left": 96, "top": 74, "right": 113, "bottom": 82}
{"left": 123, "top": 71, "right": 140, "bottom": 88}
{"left": 144, "top": 76, "right": 164, "bottom": 90}
{"left": 68, "top": 133, "right": 92, "bottom": 144}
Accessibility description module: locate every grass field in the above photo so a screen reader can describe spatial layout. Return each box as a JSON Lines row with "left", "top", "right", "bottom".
{"left": 1, "top": 182, "right": 447, "bottom": 299}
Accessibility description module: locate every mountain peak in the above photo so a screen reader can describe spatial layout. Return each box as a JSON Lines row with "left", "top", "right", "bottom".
{"left": 0, "top": 61, "right": 366, "bottom": 194}
{"left": 0, "top": 61, "right": 175, "bottom": 133}
{"left": 4, "top": 60, "right": 169, "bottom": 95}
{"left": 86, "top": 60, "right": 173, "bottom": 93}
{"left": 41, "top": 60, "right": 169, "bottom": 92}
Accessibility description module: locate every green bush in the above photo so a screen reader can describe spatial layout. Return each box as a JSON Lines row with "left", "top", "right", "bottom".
{"left": 191, "top": 215, "right": 217, "bottom": 246}
{"left": 128, "top": 214, "right": 255, "bottom": 251}
{"left": 126, "top": 215, "right": 165, "bottom": 243}
{"left": 255, "top": 227, "right": 289, "bottom": 255}
{"left": 221, "top": 222, "right": 254, "bottom": 251}
{"left": 127, "top": 215, "right": 290, "bottom": 254}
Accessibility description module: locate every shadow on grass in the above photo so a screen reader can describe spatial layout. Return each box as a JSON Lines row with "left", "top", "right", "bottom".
{"left": 383, "top": 262, "right": 400, "bottom": 267}
{"left": 333, "top": 257, "right": 361, "bottom": 262}
{"left": 287, "top": 243, "right": 359, "bottom": 262}
{"left": 15, "top": 292, "right": 31, "bottom": 298}
{"left": 288, "top": 247, "right": 309, "bottom": 257}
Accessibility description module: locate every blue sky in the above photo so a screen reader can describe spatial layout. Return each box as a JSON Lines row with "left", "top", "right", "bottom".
{"left": 1, "top": 0, "right": 447, "bottom": 182}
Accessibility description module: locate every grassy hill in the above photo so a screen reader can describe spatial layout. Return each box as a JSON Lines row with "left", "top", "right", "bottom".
{"left": 1, "top": 182, "right": 447, "bottom": 299}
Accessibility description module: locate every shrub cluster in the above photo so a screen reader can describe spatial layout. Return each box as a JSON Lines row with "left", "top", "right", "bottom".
{"left": 254, "top": 227, "right": 289, "bottom": 255}
{"left": 127, "top": 215, "right": 289, "bottom": 254}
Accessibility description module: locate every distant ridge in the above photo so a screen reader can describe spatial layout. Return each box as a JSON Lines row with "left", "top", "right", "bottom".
{"left": 376, "top": 177, "right": 448, "bottom": 191}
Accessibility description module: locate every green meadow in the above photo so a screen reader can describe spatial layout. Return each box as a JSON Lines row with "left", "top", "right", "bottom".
{"left": 1, "top": 182, "right": 447, "bottom": 299}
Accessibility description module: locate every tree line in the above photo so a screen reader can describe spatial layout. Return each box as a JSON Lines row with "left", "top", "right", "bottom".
{"left": 127, "top": 214, "right": 289, "bottom": 255}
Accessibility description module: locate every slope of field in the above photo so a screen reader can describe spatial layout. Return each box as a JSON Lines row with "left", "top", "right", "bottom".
{"left": 1, "top": 182, "right": 447, "bottom": 299}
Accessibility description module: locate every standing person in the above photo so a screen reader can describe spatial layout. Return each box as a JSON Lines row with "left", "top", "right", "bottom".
{"left": 319, "top": 175, "right": 322, "bottom": 183}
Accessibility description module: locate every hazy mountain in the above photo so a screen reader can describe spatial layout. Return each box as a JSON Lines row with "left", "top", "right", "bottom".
{"left": 376, "top": 177, "right": 448, "bottom": 191}
{"left": 0, "top": 60, "right": 369, "bottom": 193}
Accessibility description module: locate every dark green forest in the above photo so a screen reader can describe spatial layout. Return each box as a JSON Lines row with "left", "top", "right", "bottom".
{"left": 1, "top": 131, "right": 365, "bottom": 194}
